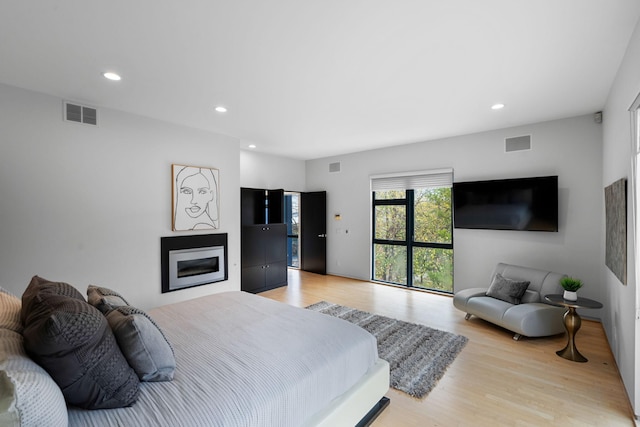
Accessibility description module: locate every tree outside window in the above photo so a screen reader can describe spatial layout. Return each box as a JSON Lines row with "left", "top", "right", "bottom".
{"left": 372, "top": 186, "right": 453, "bottom": 292}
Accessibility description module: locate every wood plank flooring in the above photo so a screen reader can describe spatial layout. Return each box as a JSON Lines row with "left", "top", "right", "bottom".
{"left": 260, "top": 270, "right": 636, "bottom": 427}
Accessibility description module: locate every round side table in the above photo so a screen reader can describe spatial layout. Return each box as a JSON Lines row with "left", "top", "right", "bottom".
{"left": 544, "top": 294, "right": 603, "bottom": 363}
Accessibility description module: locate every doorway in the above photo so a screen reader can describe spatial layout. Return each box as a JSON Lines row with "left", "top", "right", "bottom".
{"left": 285, "top": 191, "right": 327, "bottom": 274}
{"left": 284, "top": 192, "right": 300, "bottom": 268}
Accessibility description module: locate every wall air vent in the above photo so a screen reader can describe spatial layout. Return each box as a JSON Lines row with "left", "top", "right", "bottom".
{"left": 64, "top": 101, "right": 98, "bottom": 126}
{"left": 329, "top": 162, "right": 341, "bottom": 173}
{"left": 505, "top": 135, "right": 531, "bottom": 153}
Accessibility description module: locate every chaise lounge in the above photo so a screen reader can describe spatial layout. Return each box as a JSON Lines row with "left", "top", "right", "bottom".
{"left": 453, "top": 262, "right": 566, "bottom": 340}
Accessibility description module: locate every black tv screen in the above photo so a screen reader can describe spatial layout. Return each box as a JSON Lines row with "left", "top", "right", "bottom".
{"left": 453, "top": 176, "right": 558, "bottom": 232}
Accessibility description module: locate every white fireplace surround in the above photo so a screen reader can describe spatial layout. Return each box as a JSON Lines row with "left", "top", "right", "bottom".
{"left": 168, "top": 246, "right": 225, "bottom": 291}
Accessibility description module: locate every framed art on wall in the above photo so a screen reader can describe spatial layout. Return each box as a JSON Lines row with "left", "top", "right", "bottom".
{"left": 172, "top": 164, "right": 220, "bottom": 231}
{"left": 604, "top": 177, "right": 627, "bottom": 284}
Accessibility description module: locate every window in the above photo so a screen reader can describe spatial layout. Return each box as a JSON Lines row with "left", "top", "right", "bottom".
{"left": 630, "top": 98, "right": 640, "bottom": 285}
{"left": 630, "top": 97, "right": 640, "bottom": 274}
{"left": 285, "top": 192, "right": 300, "bottom": 268}
{"left": 631, "top": 93, "right": 640, "bottom": 418}
{"left": 371, "top": 170, "right": 453, "bottom": 292}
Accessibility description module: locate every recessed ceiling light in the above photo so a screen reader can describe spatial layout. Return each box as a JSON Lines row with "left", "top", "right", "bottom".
{"left": 491, "top": 103, "right": 505, "bottom": 110}
{"left": 103, "top": 72, "right": 121, "bottom": 81}
{"left": 215, "top": 106, "right": 227, "bottom": 113}
{"left": 248, "top": 144, "right": 257, "bottom": 149}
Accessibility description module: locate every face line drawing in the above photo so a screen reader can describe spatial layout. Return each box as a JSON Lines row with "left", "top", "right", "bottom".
{"left": 180, "top": 173, "right": 214, "bottom": 218}
{"left": 173, "top": 165, "right": 219, "bottom": 231}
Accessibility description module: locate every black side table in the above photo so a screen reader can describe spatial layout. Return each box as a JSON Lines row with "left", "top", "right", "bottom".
{"left": 544, "top": 294, "right": 603, "bottom": 363}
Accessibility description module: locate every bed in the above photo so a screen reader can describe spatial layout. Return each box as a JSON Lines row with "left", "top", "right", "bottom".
{"left": 1, "top": 283, "right": 390, "bottom": 427}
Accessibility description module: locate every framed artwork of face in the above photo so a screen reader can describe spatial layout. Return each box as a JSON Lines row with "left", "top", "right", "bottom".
{"left": 172, "top": 164, "right": 220, "bottom": 231}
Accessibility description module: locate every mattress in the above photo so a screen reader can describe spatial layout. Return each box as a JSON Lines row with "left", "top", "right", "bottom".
{"left": 67, "top": 291, "right": 380, "bottom": 426}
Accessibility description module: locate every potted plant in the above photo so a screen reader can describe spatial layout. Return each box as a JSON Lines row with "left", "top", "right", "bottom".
{"left": 560, "top": 277, "right": 583, "bottom": 301}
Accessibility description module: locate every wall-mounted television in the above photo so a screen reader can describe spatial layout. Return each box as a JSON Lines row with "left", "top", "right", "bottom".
{"left": 453, "top": 176, "right": 558, "bottom": 232}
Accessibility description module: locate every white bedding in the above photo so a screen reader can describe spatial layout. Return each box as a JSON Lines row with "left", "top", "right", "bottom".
{"left": 67, "top": 291, "right": 380, "bottom": 427}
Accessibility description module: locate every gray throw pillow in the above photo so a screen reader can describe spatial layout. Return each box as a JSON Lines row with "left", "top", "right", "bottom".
{"left": 87, "top": 285, "right": 130, "bottom": 314}
{"left": 21, "top": 277, "right": 139, "bottom": 409}
{"left": 20, "top": 276, "right": 85, "bottom": 324}
{"left": 106, "top": 306, "right": 176, "bottom": 382}
{"left": 485, "top": 273, "right": 530, "bottom": 304}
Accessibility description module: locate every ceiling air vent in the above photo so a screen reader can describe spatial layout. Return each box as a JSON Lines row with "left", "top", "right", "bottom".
{"left": 505, "top": 135, "right": 531, "bottom": 153}
{"left": 64, "top": 101, "right": 98, "bottom": 126}
{"left": 329, "top": 162, "right": 341, "bottom": 173}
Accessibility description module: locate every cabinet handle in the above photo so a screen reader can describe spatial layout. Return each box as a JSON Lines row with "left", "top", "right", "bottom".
{"left": 318, "top": 234, "right": 326, "bottom": 238}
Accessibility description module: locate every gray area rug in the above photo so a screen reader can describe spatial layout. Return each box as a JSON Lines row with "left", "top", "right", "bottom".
{"left": 306, "top": 301, "right": 468, "bottom": 399}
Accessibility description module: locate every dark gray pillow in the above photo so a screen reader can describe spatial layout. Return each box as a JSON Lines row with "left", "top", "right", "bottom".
{"left": 485, "top": 273, "right": 530, "bottom": 304}
{"left": 106, "top": 306, "right": 176, "bottom": 382}
{"left": 21, "top": 276, "right": 85, "bottom": 323}
{"left": 21, "top": 277, "right": 139, "bottom": 409}
{"left": 87, "top": 285, "right": 130, "bottom": 314}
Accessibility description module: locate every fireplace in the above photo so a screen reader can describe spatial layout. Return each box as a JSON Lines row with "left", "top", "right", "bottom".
{"left": 161, "top": 234, "right": 228, "bottom": 293}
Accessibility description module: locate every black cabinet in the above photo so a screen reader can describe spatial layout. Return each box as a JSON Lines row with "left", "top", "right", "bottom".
{"left": 241, "top": 224, "right": 287, "bottom": 292}
{"left": 241, "top": 188, "right": 284, "bottom": 225}
{"left": 241, "top": 188, "right": 287, "bottom": 293}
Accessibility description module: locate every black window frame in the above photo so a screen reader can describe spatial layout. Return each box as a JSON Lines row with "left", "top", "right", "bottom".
{"left": 372, "top": 188, "right": 454, "bottom": 291}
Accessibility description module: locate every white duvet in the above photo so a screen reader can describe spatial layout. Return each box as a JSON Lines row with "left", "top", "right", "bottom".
{"left": 67, "top": 291, "right": 378, "bottom": 427}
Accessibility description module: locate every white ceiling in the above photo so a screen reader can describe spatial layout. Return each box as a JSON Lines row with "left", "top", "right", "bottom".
{"left": 1, "top": 1, "right": 639, "bottom": 160}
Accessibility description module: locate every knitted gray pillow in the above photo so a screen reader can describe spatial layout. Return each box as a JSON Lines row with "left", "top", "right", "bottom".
{"left": 106, "top": 306, "right": 176, "bottom": 382}
{"left": 20, "top": 276, "right": 85, "bottom": 324}
{"left": 87, "top": 285, "right": 130, "bottom": 314}
{"left": 21, "top": 277, "right": 139, "bottom": 409}
{"left": 485, "top": 273, "right": 530, "bottom": 304}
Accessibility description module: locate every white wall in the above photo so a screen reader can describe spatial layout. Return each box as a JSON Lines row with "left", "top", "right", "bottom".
{"left": 240, "top": 150, "right": 306, "bottom": 191}
{"left": 0, "top": 83, "right": 241, "bottom": 310}
{"left": 602, "top": 17, "right": 640, "bottom": 416}
{"left": 306, "top": 115, "right": 604, "bottom": 307}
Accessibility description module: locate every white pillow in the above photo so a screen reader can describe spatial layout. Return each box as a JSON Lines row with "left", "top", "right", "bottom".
{"left": 0, "top": 287, "right": 22, "bottom": 333}
{"left": 0, "top": 329, "right": 68, "bottom": 427}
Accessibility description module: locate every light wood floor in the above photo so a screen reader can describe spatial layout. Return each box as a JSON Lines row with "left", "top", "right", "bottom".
{"left": 260, "top": 270, "right": 636, "bottom": 427}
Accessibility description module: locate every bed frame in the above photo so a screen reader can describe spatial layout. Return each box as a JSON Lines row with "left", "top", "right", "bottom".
{"left": 303, "top": 358, "right": 390, "bottom": 426}
{"left": 63, "top": 291, "right": 391, "bottom": 426}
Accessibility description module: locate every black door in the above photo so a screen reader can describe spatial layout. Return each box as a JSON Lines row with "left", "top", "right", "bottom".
{"left": 301, "top": 191, "right": 327, "bottom": 274}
